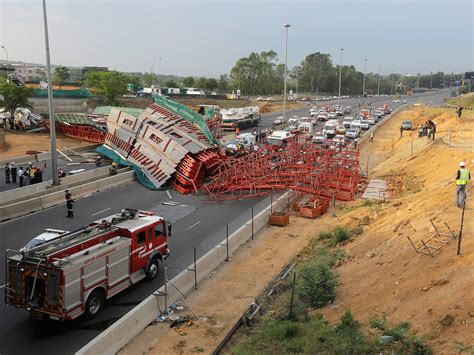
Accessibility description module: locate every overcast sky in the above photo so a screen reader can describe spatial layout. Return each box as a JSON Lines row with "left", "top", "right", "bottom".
{"left": 1, "top": 0, "right": 472, "bottom": 77}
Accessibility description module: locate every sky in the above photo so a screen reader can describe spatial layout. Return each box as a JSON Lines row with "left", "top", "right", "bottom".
{"left": 1, "top": 0, "right": 473, "bottom": 77}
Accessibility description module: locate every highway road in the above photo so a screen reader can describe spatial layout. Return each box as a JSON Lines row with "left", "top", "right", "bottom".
{"left": 0, "top": 153, "right": 108, "bottom": 193}
{"left": 0, "top": 179, "right": 265, "bottom": 354}
{"left": 0, "top": 88, "right": 452, "bottom": 354}
{"left": 243, "top": 89, "right": 452, "bottom": 135}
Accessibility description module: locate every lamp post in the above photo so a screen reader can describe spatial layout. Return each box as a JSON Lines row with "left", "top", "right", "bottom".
{"left": 390, "top": 70, "right": 395, "bottom": 96}
{"left": 337, "top": 48, "right": 344, "bottom": 107}
{"left": 150, "top": 58, "right": 162, "bottom": 87}
{"left": 377, "top": 64, "right": 382, "bottom": 96}
{"left": 1, "top": 45, "right": 8, "bottom": 80}
{"left": 283, "top": 23, "right": 290, "bottom": 122}
{"left": 362, "top": 58, "right": 367, "bottom": 105}
{"left": 42, "top": 0, "right": 59, "bottom": 185}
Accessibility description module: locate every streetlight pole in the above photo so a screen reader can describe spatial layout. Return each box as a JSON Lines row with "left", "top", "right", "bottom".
{"left": 150, "top": 58, "right": 162, "bottom": 87}
{"left": 42, "top": 0, "right": 59, "bottom": 185}
{"left": 283, "top": 23, "right": 290, "bottom": 122}
{"left": 377, "top": 64, "right": 381, "bottom": 96}
{"left": 337, "top": 48, "right": 344, "bottom": 107}
{"left": 1, "top": 46, "right": 8, "bottom": 80}
{"left": 362, "top": 58, "right": 367, "bottom": 105}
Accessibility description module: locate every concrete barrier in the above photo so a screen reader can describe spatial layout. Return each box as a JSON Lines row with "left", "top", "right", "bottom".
{"left": 76, "top": 192, "right": 290, "bottom": 355}
{"left": 0, "top": 171, "right": 135, "bottom": 222}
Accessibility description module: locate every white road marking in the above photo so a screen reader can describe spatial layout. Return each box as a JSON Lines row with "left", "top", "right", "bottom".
{"left": 185, "top": 221, "right": 200, "bottom": 231}
{"left": 166, "top": 190, "right": 172, "bottom": 200}
{"left": 91, "top": 208, "right": 111, "bottom": 216}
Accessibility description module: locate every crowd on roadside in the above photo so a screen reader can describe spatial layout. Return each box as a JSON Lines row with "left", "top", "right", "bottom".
{"left": 4, "top": 162, "right": 45, "bottom": 187}
{"left": 418, "top": 119, "right": 436, "bottom": 140}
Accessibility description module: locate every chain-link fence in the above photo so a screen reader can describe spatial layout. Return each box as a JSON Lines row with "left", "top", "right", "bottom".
{"left": 162, "top": 192, "right": 285, "bottom": 286}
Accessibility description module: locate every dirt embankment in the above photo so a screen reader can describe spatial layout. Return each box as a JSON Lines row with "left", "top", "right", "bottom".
{"left": 0, "top": 131, "right": 93, "bottom": 160}
{"left": 120, "top": 106, "right": 473, "bottom": 354}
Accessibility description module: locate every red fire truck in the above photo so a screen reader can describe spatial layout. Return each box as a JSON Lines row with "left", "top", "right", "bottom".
{"left": 4, "top": 208, "right": 171, "bottom": 320}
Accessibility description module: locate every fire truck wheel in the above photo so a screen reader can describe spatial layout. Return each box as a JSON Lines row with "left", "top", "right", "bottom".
{"left": 85, "top": 289, "right": 105, "bottom": 318}
{"left": 145, "top": 258, "right": 159, "bottom": 280}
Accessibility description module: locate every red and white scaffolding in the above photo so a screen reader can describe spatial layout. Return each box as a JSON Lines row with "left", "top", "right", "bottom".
{"left": 202, "top": 140, "right": 360, "bottom": 202}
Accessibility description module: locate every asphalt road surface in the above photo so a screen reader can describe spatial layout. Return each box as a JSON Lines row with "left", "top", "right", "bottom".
{"left": 0, "top": 152, "right": 108, "bottom": 193}
{"left": 0, "top": 181, "right": 264, "bottom": 354}
{"left": 242, "top": 89, "right": 453, "bottom": 134}
{"left": 0, "top": 89, "right": 452, "bottom": 354}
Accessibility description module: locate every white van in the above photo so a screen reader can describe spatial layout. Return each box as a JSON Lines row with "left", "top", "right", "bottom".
{"left": 267, "top": 130, "right": 293, "bottom": 146}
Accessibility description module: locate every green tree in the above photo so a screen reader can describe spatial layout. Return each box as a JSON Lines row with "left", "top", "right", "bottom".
{"left": 0, "top": 81, "right": 33, "bottom": 114}
{"left": 84, "top": 71, "right": 130, "bottom": 105}
{"left": 142, "top": 73, "right": 157, "bottom": 87}
{"left": 298, "top": 52, "right": 333, "bottom": 94}
{"left": 204, "top": 78, "right": 218, "bottom": 90}
{"left": 182, "top": 76, "right": 195, "bottom": 87}
{"left": 229, "top": 50, "right": 280, "bottom": 95}
{"left": 164, "top": 80, "right": 179, "bottom": 88}
{"left": 53, "top": 66, "right": 70, "bottom": 88}
{"left": 217, "top": 74, "right": 229, "bottom": 92}
{"left": 194, "top": 77, "right": 207, "bottom": 89}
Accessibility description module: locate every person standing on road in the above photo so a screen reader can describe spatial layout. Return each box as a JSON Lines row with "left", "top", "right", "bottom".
{"left": 10, "top": 162, "right": 17, "bottom": 183}
{"left": 18, "top": 167, "right": 24, "bottom": 187}
{"left": 455, "top": 161, "right": 470, "bottom": 207}
{"left": 456, "top": 107, "right": 463, "bottom": 118}
{"left": 354, "top": 138, "right": 358, "bottom": 149}
{"left": 5, "top": 163, "right": 11, "bottom": 184}
{"left": 65, "top": 189, "right": 74, "bottom": 218}
{"left": 400, "top": 126, "right": 404, "bottom": 138}
{"left": 369, "top": 132, "right": 374, "bottom": 143}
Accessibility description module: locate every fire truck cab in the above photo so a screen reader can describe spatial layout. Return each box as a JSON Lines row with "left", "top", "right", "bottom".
{"left": 5, "top": 208, "right": 171, "bottom": 321}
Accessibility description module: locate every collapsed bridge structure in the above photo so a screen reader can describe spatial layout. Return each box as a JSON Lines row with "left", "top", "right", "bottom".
{"left": 101, "top": 95, "right": 223, "bottom": 193}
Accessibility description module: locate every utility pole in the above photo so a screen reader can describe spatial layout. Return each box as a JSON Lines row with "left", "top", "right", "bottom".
{"left": 283, "top": 23, "right": 290, "bottom": 122}
{"left": 337, "top": 48, "right": 344, "bottom": 107}
{"left": 429, "top": 71, "right": 433, "bottom": 90}
{"left": 377, "top": 64, "right": 381, "bottom": 96}
{"left": 362, "top": 58, "right": 367, "bottom": 105}
{"left": 42, "top": 0, "right": 59, "bottom": 185}
{"left": 1, "top": 46, "right": 8, "bottom": 80}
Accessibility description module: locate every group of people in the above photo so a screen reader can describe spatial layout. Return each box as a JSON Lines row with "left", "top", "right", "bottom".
{"left": 1, "top": 115, "right": 27, "bottom": 132}
{"left": 251, "top": 129, "right": 266, "bottom": 142}
{"left": 418, "top": 120, "right": 437, "bottom": 140}
{"left": 4, "top": 162, "right": 44, "bottom": 187}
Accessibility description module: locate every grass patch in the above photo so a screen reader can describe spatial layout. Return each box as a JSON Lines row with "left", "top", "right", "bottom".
{"left": 362, "top": 199, "right": 374, "bottom": 206}
{"left": 296, "top": 259, "right": 338, "bottom": 308}
{"left": 318, "top": 226, "right": 352, "bottom": 247}
{"left": 233, "top": 311, "right": 431, "bottom": 355}
{"left": 405, "top": 175, "right": 422, "bottom": 194}
{"left": 447, "top": 93, "right": 474, "bottom": 108}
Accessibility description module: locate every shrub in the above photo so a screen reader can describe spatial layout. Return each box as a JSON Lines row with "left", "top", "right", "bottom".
{"left": 297, "top": 260, "right": 338, "bottom": 308}
{"left": 351, "top": 226, "right": 364, "bottom": 236}
{"left": 333, "top": 226, "right": 351, "bottom": 245}
{"left": 318, "top": 230, "right": 334, "bottom": 240}
{"left": 362, "top": 199, "right": 373, "bottom": 206}
{"left": 369, "top": 315, "right": 432, "bottom": 354}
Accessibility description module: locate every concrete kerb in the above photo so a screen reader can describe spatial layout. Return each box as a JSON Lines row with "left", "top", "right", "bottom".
{"left": 0, "top": 171, "right": 135, "bottom": 222}
{"left": 75, "top": 191, "right": 291, "bottom": 355}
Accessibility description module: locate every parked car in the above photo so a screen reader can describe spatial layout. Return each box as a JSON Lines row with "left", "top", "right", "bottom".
{"left": 342, "top": 117, "right": 354, "bottom": 128}
{"left": 317, "top": 112, "right": 328, "bottom": 121}
{"left": 392, "top": 99, "right": 400, "bottom": 103}
{"left": 367, "top": 117, "right": 376, "bottom": 125}
{"left": 374, "top": 110, "right": 383, "bottom": 119}
{"left": 336, "top": 109, "right": 344, "bottom": 116}
{"left": 344, "top": 106, "right": 352, "bottom": 114}
{"left": 336, "top": 124, "right": 346, "bottom": 134}
{"left": 312, "top": 132, "right": 326, "bottom": 144}
{"left": 351, "top": 120, "right": 362, "bottom": 130}
{"left": 345, "top": 128, "right": 360, "bottom": 139}
{"left": 328, "top": 112, "right": 337, "bottom": 119}
{"left": 360, "top": 120, "right": 370, "bottom": 130}
{"left": 273, "top": 118, "right": 284, "bottom": 125}
{"left": 401, "top": 120, "right": 413, "bottom": 130}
